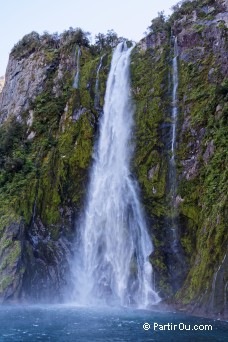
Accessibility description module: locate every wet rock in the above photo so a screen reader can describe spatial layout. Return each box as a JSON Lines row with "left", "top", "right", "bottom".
{"left": 175, "top": 195, "right": 184, "bottom": 207}
{"left": 180, "top": 47, "right": 205, "bottom": 62}
{"left": 216, "top": 12, "right": 228, "bottom": 27}
{"left": 216, "top": 104, "right": 223, "bottom": 112}
{"left": 26, "top": 110, "right": 34, "bottom": 127}
{"left": 203, "top": 140, "right": 215, "bottom": 164}
{"left": 181, "top": 156, "right": 200, "bottom": 180}
{"left": 0, "top": 221, "right": 25, "bottom": 303}
{"left": 139, "top": 31, "right": 168, "bottom": 51}
{"left": 27, "top": 131, "right": 36, "bottom": 140}
{"left": 72, "top": 106, "right": 86, "bottom": 122}
{"left": 215, "top": 104, "right": 223, "bottom": 120}
{"left": 152, "top": 187, "right": 157, "bottom": 194}
{"left": 148, "top": 165, "right": 159, "bottom": 180}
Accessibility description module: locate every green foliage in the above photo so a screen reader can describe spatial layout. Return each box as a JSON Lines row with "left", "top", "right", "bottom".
{"left": 1, "top": 5, "right": 227, "bottom": 309}
{"left": 11, "top": 31, "right": 40, "bottom": 60}
{"left": 0, "top": 118, "right": 35, "bottom": 195}
{"left": 170, "top": 0, "right": 223, "bottom": 22}
{"left": 131, "top": 44, "right": 170, "bottom": 215}
{"left": 131, "top": 4, "right": 227, "bottom": 307}
{"left": 95, "top": 30, "right": 119, "bottom": 51}
{"left": 0, "top": 118, "right": 24, "bottom": 165}
{"left": 148, "top": 11, "right": 169, "bottom": 33}
{"left": 41, "top": 31, "right": 59, "bottom": 49}
{"left": 32, "top": 92, "right": 66, "bottom": 133}
{"left": 131, "top": 40, "right": 174, "bottom": 296}
{"left": 0, "top": 37, "right": 112, "bottom": 237}
{"left": 60, "top": 27, "right": 90, "bottom": 47}
{"left": 0, "top": 276, "right": 13, "bottom": 293}
{"left": 174, "top": 23, "right": 228, "bottom": 306}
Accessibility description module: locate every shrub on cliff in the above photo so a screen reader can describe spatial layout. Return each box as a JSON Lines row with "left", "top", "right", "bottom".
{"left": 60, "top": 27, "right": 90, "bottom": 47}
{"left": 94, "top": 30, "right": 121, "bottom": 52}
{"left": 11, "top": 31, "right": 41, "bottom": 60}
{"left": 148, "top": 11, "right": 168, "bottom": 33}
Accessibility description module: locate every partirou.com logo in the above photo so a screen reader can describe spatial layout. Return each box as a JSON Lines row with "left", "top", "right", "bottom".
{"left": 143, "top": 322, "right": 213, "bottom": 331}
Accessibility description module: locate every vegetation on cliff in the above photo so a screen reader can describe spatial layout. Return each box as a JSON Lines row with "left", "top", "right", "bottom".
{"left": 0, "top": 28, "right": 115, "bottom": 301}
{"left": 0, "top": 0, "right": 227, "bottom": 318}
{"left": 131, "top": 0, "right": 228, "bottom": 317}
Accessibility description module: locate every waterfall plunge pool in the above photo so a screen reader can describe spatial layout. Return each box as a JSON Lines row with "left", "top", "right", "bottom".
{"left": 0, "top": 305, "right": 227, "bottom": 341}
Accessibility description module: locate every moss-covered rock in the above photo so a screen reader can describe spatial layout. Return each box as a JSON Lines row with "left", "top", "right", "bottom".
{"left": 0, "top": 29, "right": 112, "bottom": 302}
{"left": 0, "top": 1, "right": 227, "bottom": 319}
{"left": 131, "top": 0, "right": 228, "bottom": 318}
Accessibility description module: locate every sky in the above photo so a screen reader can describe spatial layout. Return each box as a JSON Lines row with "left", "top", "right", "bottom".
{"left": 0, "top": 0, "right": 179, "bottom": 75}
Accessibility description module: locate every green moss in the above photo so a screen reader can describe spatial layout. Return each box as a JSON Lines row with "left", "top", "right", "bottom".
{"left": 130, "top": 9, "right": 227, "bottom": 307}
{"left": 130, "top": 36, "right": 174, "bottom": 296}
{"left": 0, "top": 39, "right": 113, "bottom": 234}
{"left": 174, "top": 19, "right": 228, "bottom": 306}
{"left": 3, "top": 241, "right": 21, "bottom": 269}
{"left": 1, "top": 18, "right": 227, "bottom": 309}
{"left": 0, "top": 275, "right": 14, "bottom": 293}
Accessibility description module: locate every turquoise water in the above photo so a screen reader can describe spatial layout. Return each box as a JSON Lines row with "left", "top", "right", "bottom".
{"left": 0, "top": 305, "right": 227, "bottom": 341}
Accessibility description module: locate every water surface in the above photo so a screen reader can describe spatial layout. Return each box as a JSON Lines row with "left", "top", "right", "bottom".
{"left": 0, "top": 305, "right": 227, "bottom": 341}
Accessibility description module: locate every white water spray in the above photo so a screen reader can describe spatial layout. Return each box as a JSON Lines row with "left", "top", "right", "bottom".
{"left": 72, "top": 42, "right": 160, "bottom": 307}
{"left": 73, "top": 47, "right": 81, "bottom": 89}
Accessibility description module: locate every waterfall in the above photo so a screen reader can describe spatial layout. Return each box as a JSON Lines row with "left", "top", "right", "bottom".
{"left": 210, "top": 253, "right": 227, "bottom": 309}
{"left": 94, "top": 55, "right": 104, "bottom": 110}
{"left": 169, "top": 36, "right": 179, "bottom": 248}
{"left": 171, "top": 36, "right": 179, "bottom": 163}
{"left": 72, "top": 42, "right": 160, "bottom": 308}
{"left": 165, "top": 36, "right": 186, "bottom": 290}
{"left": 73, "top": 47, "right": 81, "bottom": 89}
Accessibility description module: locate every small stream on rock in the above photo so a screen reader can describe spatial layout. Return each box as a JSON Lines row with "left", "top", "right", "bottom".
{"left": 165, "top": 36, "right": 187, "bottom": 290}
{"left": 73, "top": 46, "right": 81, "bottom": 89}
{"left": 94, "top": 54, "right": 104, "bottom": 111}
{"left": 169, "top": 35, "right": 180, "bottom": 251}
{"left": 171, "top": 36, "right": 179, "bottom": 163}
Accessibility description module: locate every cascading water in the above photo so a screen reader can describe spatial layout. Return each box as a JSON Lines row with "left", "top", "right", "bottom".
{"left": 94, "top": 55, "right": 104, "bottom": 110}
{"left": 167, "top": 36, "right": 186, "bottom": 289}
{"left": 72, "top": 42, "right": 160, "bottom": 308}
{"left": 171, "top": 36, "right": 179, "bottom": 164}
{"left": 73, "top": 47, "right": 81, "bottom": 89}
{"left": 170, "top": 36, "right": 179, "bottom": 250}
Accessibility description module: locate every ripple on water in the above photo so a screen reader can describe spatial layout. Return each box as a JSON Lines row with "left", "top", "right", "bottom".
{"left": 0, "top": 306, "right": 227, "bottom": 342}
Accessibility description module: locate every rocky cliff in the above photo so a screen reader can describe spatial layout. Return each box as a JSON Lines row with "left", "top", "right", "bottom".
{"left": 131, "top": 0, "right": 228, "bottom": 318}
{"left": 0, "top": 76, "right": 4, "bottom": 94}
{"left": 0, "top": 0, "right": 227, "bottom": 318}
{"left": 0, "top": 28, "right": 113, "bottom": 302}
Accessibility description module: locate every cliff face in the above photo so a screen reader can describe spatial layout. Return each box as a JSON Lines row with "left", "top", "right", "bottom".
{"left": 0, "top": 0, "right": 227, "bottom": 318}
{"left": 173, "top": 0, "right": 227, "bottom": 318}
{"left": 131, "top": 0, "right": 228, "bottom": 318}
{"left": 0, "top": 29, "right": 112, "bottom": 302}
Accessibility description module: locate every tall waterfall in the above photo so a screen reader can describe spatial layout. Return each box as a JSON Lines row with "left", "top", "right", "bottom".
{"left": 168, "top": 36, "right": 179, "bottom": 253}
{"left": 73, "top": 47, "right": 81, "bottom": 89}
{"left": 171, "top": 36, "right": 179, "bottom": 163}
{"left": 167, "top": 36, "right": 186, "bottom": 288}
{"left": 72, "top": 42, "right": 160, "bottom": 307}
